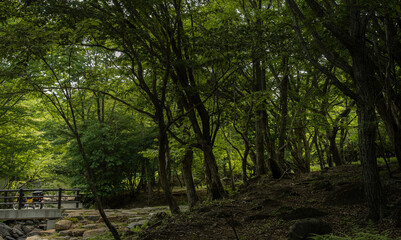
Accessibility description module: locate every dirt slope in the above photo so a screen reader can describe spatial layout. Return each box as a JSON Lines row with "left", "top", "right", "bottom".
{"left": 138, "top": 164, "right": 401, "bottom": 240}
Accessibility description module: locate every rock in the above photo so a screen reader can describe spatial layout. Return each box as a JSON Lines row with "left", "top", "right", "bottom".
{"left": 26, "top": 229, "right": 41, "bottom": 237}
{"left": 25, "top": 221, "right": 35, "bottom": 226}
{"left": 0, "top": 236, "right": 3, "bottom": 240}
{"left": 82, "top": 224, "right": 98, "bottom": 229}
{"left": 58, "top": 230, "right": 72, "bottom": 236}
{"left": 41, "top": 229, "right": 56, "bottom": 236}
{"left": 22, "top": 225, "right": 34, "bottom": 234}
{"left": 287, "top": 218, "right": 332, "bottom": 240}
{"left": 83, "top": 215, "right": 100, "bottom": 222}
{"left": 71, "top": 229, "right": 86, "bottom": 237}
{"left": 0, "top": 223, "right": 12, "bottom": 238}
{"left": 148, "top": 212, "right": 168, "bottom": 225}
{"left": 12, "top": 227, "right": 24, "bottom": 237}
{"left": 82, "top": 228, "right": 107, "bottom": 239}
{"left": 55, "top": 220, "right": 73, "bottom": 231}
{"left": 280, "top": 207, "right": 328, "bottom": 220}
{"left": 25, "top": 236, "right": 43, "bottom": 240}
{"left": 4, "top": 236, "right": 15, "bottom": 240}
{"left": 127, "top": 220, "right": 147, "bottom": 230}
{"left": 128, "top": 217, "right": 144, "bottom": 222}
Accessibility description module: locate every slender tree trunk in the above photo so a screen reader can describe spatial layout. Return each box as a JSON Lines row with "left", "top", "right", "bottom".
{"left": 166, "top": 139, "right": 172, "bottom": 184}
{"left": 182, "top": 147, "right": 198, "bottom": 209}
{"left": 254, "top": 59, "right": 267, "bottom": 175}
{"left": 226, "top": 148, "right": 235, "bottom": 191}
{"left": 156, "top": 111, "right": 180, "bottom": 214}
{"left": 75, "top": 136, "right": 121, "bottom": 240}
{"left": 327, "top": 128, "right": 343, "bottom": 166}
{"left": 202, "top": 144, "right": 227, "bottom": 199}
{"left": 242, "top": 146, "right": 249, "bottom": 183}
{"left": 277, "top": 73, "right": 288, "bottom": 166}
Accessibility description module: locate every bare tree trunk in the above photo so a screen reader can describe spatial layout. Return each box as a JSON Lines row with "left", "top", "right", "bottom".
{"left": 277, "top": 71, "right": 288, "bottom": 166}
{"left": 226, "top": 148, "right": 236, "bottom": 191}
{"left": 327, "top": 128, "right": 343, "bottom": 166}
{"left": 254, "top": 60, "right": 267, "bottom": 175}
{"left": 202, "top": 144, "right": 227, "bottom": 199}
{"left": 156, "top": 111, "right": 180, "bottom": 214}
{"left": 181, "top": 147, "right": 198, "bottom": 209}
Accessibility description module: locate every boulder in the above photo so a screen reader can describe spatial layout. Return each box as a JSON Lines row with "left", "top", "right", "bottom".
{"left": 287, "top": 218, "right": 332, "bottom": 240}
{"left": 82, "top": 228, "right": 107, "bottom": 239}
{"left": 71, "top": 229, "right": 86, "bottom": 237}
{"left": 0, "top": 223, "right": 12, "bottom": 238}
{"left": 22, "top": 225, "right": 34, "bottom": 234}
{"left": 25, "top": 236, "right": 43, "bottom": 240}
{"left": 127, "top": 220, "right": 147, "bottom": 230}
{"left": 58, "top": 230, "right": 72, "bottom": 236}
{"left": 26, "top": 229, "right": 41, "bottom": 237}
{"left": 82, "top": 224, "right": 98, "bottom": 229}
{"left": 55, "top": 220, "right": 73, "bottom": 231}
{"left": 40, "top": 229, "right": 56, "bottom": 236}
{"left": 12, "top": 227, "right": 24, "bottom": 237}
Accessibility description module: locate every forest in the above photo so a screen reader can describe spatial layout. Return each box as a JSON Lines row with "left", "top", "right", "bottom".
{"left": 1, "top": 0, "right": 401, "bottom": 239}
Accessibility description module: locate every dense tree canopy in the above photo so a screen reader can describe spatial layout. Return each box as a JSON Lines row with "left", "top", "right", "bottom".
{"left": 1, "top": 0, "right": 401, "bottom": 238}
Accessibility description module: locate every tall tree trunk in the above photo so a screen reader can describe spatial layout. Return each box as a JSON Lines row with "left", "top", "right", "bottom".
{"left": 254, "top": 59, "right": 267, "bottom": 175}
{"left": 165, "top": 139, "right": 172, "bottom": 184}
{"left": 156, "top": 111, "right": 180, "bottom": 214}
{"left": 141, "top": 121, "right": 153, "bottom": 196}
{"left": 357, "top": 103, "right": 383, "bottom": 220}
{"left": 181, "top": 147, "right": 198, "bottom": 209}
{"left": 242, "top": 145, "right": 249, "bottom": 183}
{"left": 75, "top": 136, "right": 121, "bottom": 240}
{"left": 277, "top": 72, "right": 288, "bottom": 166}
{"left": 353, "top": 49, "right": 384, "bottom": 221}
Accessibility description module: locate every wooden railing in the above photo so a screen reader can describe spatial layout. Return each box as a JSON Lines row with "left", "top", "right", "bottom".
{"left": 0, "top": 188, "right": 81, "bottom": 210}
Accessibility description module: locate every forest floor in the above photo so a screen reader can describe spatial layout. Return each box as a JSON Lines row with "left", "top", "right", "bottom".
{"left": 136, "top": 163, "right": 401, "bottom": 240}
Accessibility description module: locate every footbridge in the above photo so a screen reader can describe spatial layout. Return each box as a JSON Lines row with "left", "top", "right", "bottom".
{"left": 0, "top": 188, "right": 81, "bottom": 220}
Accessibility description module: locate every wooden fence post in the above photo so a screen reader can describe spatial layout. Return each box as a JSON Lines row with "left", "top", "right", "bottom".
{"left": 58, "top": 188, "right": 62, "bottom": 209}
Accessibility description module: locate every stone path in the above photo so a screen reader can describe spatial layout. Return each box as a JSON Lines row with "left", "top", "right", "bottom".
{"left": 24, "top": 206, "right": 188, "bottom": 240}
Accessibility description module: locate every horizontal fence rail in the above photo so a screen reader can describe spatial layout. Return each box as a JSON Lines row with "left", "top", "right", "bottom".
{"left": 0, "top": 188, "right": 81, "bottom": 210}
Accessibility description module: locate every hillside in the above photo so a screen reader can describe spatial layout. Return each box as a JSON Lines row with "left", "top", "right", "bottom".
{"left": 137, "top": 164, "right": 401, "bottom": 240}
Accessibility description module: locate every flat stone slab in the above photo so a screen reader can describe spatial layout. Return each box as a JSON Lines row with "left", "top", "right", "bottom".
{"left": 0, "top": 209, "right": 63, "bottom": 220}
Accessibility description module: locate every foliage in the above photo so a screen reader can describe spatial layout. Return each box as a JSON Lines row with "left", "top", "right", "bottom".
{"left": 57, "top": 120, "right": 157, "bottom": 198}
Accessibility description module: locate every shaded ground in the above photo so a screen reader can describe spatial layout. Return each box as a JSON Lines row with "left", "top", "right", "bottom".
{"left": 136, "top": 164, "right": 401, "bottom": 240}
